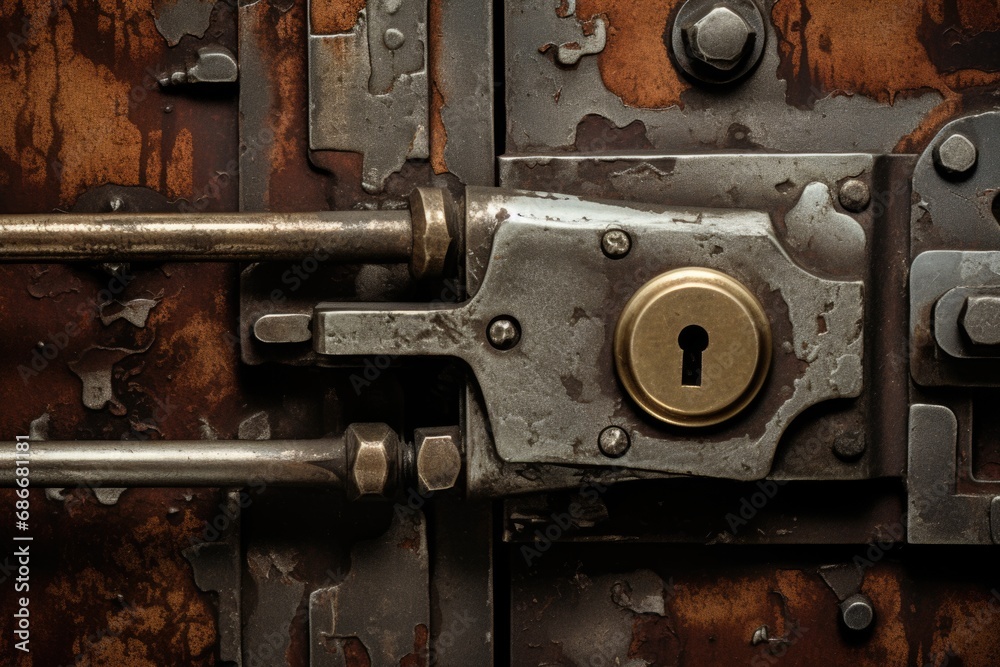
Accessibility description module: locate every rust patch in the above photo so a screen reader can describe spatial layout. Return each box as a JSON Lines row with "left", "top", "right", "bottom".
{"left": 771, "top": 0, "right": 1000, "bottom": 150}
{"left": 400, "top": 623, "right": 429, "bottom": 667}
{"left": 0, "top": 0, "right": 233, "bottom": 209}
{"left": 919, "top": 0, "right": 1000, "bottom": 74}
{"left": 343, "top": 636, "right": 373, "bottom": 666}
{"left": 310, "top": 0, "right": 365, "bottom": 34}
{"left": 166, "top": 126, "right": 194, "bottom": 198}
{"left": 429, "top": 0, "right": 448, "bottom": 175}
{"left": 574, "top": 0, "right": 691, "bottom": 109}
{"left": 253, "top": 2, "right": 338, "bottom": 211}
{"left": 0, "top": 487, "right": 224, "bottom": 665}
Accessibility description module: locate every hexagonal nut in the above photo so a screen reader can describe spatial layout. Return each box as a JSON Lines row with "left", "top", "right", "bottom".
{"left": 684, "top": 6, "right": 753, "bottom": 71}
{"left": 961, "top": 295, "right": 1000, "bottom": 347}
{"left": 415, "top": 426, "right": 462, "bottom": 495}
{"left": 346, "top": 423, "right": 400, "bottom": 500}
{"left": 409, "top": 187, "right": 455, "bottom": 281}
{"left": 934, "top": 133, "right": 977, "bottom": 176}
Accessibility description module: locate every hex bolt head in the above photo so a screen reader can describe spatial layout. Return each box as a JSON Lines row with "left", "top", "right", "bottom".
{"left": 488, "top": 316, "right": 521, "bottom": 350}
{"left": 683, "top": 6, "right": 754, "bottom": 71}
{"left": 838, "top": 179, "right": 871, "bottom": 213}
{"left": 346, "top": 423, "right": 399, "bottom": 500}
{"left": 415, "top": 426, "right": 462, "bottom": 494}
{"left": 839, "top": 593, "right": 875, "bottom": 631}
{"left": 599, "top": 426, "right": 631, "bottom": 458}
{"left": 934, "top": 133, "right": 978, "bottom": 177}
{"left": 961, "top": 295, "right": 1000, "bottom": 346}
{"left": 409, "top": 187, "right": 454, "bottom": 281}
{"left": 602, "top": 229, "right": 632, "bottom": 258}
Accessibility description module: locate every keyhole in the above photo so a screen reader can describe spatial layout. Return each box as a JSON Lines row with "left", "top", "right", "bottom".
{"left": 678, "top": 325, "right": 709, "bottom": 387}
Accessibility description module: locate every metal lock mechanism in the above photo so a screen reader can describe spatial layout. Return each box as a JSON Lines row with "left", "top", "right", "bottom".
{"left": 614, "top": 267, "right": 772, "bottom": 427}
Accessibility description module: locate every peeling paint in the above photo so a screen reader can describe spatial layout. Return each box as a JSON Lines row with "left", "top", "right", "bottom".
{"left": 153, "top": 0, "right": 217, "bottom": 46}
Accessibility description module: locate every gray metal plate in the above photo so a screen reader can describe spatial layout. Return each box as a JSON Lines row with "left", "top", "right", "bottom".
{"left": 314, "top": 188, "right": 863, "bottom": 480}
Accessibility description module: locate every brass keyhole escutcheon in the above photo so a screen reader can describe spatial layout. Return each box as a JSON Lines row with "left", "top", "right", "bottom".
{"left": 614, "top": 267, "right": 772, "bottom": 427}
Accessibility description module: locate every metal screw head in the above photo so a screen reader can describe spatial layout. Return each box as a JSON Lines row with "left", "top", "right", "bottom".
{"left": 383, "top": 28, "right": 406, "bottom": 50}
{"left": 488, "top": 317, "right": 521, "bottom": 350}
{"left": 602, "top": 229, "right": 631, "bottom": 258}
{"left": 598, "top": 426, "right": 630, "bottom": 457}
{"left": 346, "top": 423, "right": 399, "bottom": 500}
{"left": 934, "top": 133, "right": 978, "bottom": 177}
{"left": 839, "top": 593, "right": 874, "bottom": 631}
{"left": 684, "top": 6, "right": 753, "bottom": 71}
{"left": 832, "top": 430, "right": 866, "bottom": 461}
{"left": 838, "top": 179, "right": 871, "bottom": 213}
{"left": 415, "top": 426, "right": 462, "bottom": 494}
{"left": 961, "top": 295, "right": 1000, "bottom": 346}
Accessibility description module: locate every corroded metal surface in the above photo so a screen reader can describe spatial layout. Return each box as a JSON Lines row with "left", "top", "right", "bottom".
{"left": 2, "top": 0, "right": 1000, "bottom": 664}
{"left": 512, "top": 544, "right": 1000, "bottom": 666}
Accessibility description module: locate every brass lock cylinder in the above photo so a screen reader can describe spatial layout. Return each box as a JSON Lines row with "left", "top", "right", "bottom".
{"left": 614, "top": 267, "right": 772, "bottom": 427}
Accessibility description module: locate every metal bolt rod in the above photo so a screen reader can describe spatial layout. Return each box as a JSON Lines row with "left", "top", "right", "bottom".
{"left": 0, "top": 210, "right": 412, "bottom": 263}
{"left": 0, "top": 438, "right": 347, "bottom": 488}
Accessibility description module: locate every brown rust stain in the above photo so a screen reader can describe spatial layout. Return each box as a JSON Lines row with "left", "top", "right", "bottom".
{"left": 859, "top": 569, "right": 909, "bottom": 665}
{"left": 343, "top": 636, "right": 373, "bottom": 666}
{"left": 771, "top": 0, "right": 1000, "bottom": 151}
{"left": 147, "top": 276, "right": 241, "bottom": 422}
{"left": 255, "top": 1, "right": 336, "bottom": 211}
{"left": 428, "top": 0, "right": 448, "bottom": 175}
{"left": 573, "top": 0, "right": 691, "bottom": 109}
{"left": 0, "top": 487, "right": 224, "bottom": 665}
{"left": 400, "top": 624, "right": 429, "bottom": 667}
{"left": 166, "top": 126, "right": 194, "bottom": 198}
{"left": 0, "top": 0, "right": 203, "bottom": 207}
{"left": 310, "top": 0, "right": 365, "bottom": 35}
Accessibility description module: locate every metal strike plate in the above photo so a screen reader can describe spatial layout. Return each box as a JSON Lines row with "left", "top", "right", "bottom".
{"left": 308, "top": 0, "right": 429, "bottom": 193}
{"left": 911, "top": 251, "right": 1000, "bottom": 387}
{"left": 312, "top": 188, "right": 864, "bottom": 480}
{"left": 907, "top": 404, "right": 998, "bottom": 545}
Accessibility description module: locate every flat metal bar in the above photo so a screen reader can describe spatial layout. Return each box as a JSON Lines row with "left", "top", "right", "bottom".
{"left": 0, "top": 438, "right": 346, "bottom": 487}
{"left": 0, "top": 211, "right": 412, "bottom": 262}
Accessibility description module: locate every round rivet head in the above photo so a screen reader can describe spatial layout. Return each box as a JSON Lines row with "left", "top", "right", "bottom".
{"left": 840, "top": 593, "right": 874, "bottom": 631}
{"left": 602, "top": 229, "right": 631, "bottom": 258}
{"left": 838, "top": 179, "right": 870, "bottom": 212}
{"left": 614, "top": 267, "right": 771, "bottom": 427}
{"left": 383, "top": 28, "right": 406, "bottom": 50}
{"left": 832, "top": 430, "right": 866, "bottom": 461}
{"left": 598, "top": 426, "right": 631, "bottom": 457}
{"left": 488, "top": 317, "right": 520, "bottom": 350}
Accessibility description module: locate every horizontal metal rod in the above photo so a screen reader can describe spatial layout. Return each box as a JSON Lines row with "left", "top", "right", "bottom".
{"left": 0, "top": 211, "right": 413, "bottom": 262}
{"left": 0, "top": 438, "right": 346, "bottom": 487}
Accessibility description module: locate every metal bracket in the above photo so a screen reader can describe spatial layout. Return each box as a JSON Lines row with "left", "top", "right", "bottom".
{"left": 308, "top": 0, "right": 429, "bottom": 193}
{"left": 313, "top": 187, "right": 863, "bottom": 480}
{"left": 907, "top": 404, "right": 998, "bottom": 545}
{"left": 910, "top": 251, "right": 1000, "bottom": 386}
